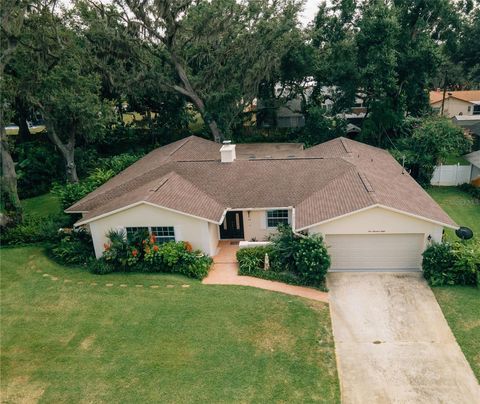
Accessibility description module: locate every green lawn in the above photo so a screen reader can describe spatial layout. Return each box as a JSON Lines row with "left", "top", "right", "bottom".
{"left": 427, "top": 186, "right": 480, "bottom": 241}
{"left": 440, "top": 155, "right": 470, "bottom": 166}
{"left": 0, "top": 247, "right": 340, "bottom": 403}
{"left": 21, "top": 192, "right": 61, "bottom": 218}
{"left": 433, "top": 287, "right": 480, "bottom": 380}
{"left": 427, "top": 186, "right": 480, "bottom": 380}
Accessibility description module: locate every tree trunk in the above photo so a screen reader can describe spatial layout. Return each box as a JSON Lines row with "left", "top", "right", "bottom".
{"left": 171, "top": 54, "right": 223, "bottom": 143}
{"left": 45, "top": 121, "right": 79, "bottom": 183}
{"left": 0, "top": 131, "right": 22, "bottom": 224}
{"left": 62, "top": 146, "right": 79, "bottom": 183}
{"left": 16, "top": 96, "right": 30, "bottom": 141}
{"left": 440, "top": 71, "right": 448, "bottom": 117}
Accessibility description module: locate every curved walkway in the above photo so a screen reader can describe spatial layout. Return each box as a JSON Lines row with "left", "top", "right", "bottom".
{"left": 203, "top": 241, "right": 328, "bottom": 303}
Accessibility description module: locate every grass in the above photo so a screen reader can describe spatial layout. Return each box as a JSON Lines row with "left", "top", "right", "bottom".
{"left": 432, "top": 287, "right": 480, "bottom": 380}
{"left": 0, "top": 246, "right": 340, "bottom": 403}
{"left": 427, "top": 185, "right": 480, "bottom": 380}
{"left": 440, "top": 155, "right": 470, "bottom": 166}
{"left": 21, "top": 192, "right": 61, "bottom": 218}
{"left": 427, "top": 186, "right": 480, "bottom": 241}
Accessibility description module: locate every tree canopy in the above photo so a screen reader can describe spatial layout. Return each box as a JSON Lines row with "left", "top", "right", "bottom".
{"left": 1, "top": 0, "right": 478, "bottom": 223}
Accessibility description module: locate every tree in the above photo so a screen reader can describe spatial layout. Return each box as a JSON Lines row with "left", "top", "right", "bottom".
{"left": 116, "top": 0, "right": 302, "bottom": 142}
{"left": 72, "top": 1, "right": 192, "bottom": 146}
{"left": 310, "top": 0, "right": 462, "bottom": 146}
{"left": 7, "top": 5, "right": 112, "bottom": 183}
{"left": 1, "top": 0, "right": 29, "bottom": 223}
{"left": 392, "top": 117, "right": 473, "bottom": 186}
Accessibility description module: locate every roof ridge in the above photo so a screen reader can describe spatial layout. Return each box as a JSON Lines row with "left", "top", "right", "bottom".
{"left": 145, "top": 171, "right": 224, "bottom": 209}
{"left": 298, "top": 165, "right": 370, "bottom": 207}
{"left": 339, "top": 137, "right": 352, "bottom": 153}
{"left": 168, "top": 136, "right": 193, "bottom": 156}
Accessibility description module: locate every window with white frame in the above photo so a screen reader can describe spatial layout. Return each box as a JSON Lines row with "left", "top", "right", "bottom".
{"left": 267, "top": 209, "right": 289, "bottom": 228}
{"left": 151, "top": 226, "right": 176, "bottom": 243}
{"left": 126, "top": 227, "right": 149, "bottom": 242}
{"left": 125, "top": 226, "right": 175, "bottom": 243}
{"left": 473, "top": 105, "right": 480, "bottom": 115}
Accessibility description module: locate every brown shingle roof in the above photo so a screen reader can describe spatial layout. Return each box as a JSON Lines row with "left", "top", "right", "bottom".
{"left": 71, "top": 136, "right": 457, "bottom": 229}
{"left": 430, "top": 90, "right": 480, "bottom": 104}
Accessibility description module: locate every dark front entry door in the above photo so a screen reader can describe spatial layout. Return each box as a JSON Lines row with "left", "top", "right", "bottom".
{"left": 220, "top": 211, "right": 244, "bottom": 239}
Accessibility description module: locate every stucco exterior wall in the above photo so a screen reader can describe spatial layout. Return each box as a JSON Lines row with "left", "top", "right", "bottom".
{"left": 308, "top": 206, "right": 444, "bottom": 250}
{"left": 241, "top": 209, "right": 292, "bottom": 241}
{"left": 88, "top": 203, "right": 214, "bottom": 258}
{"left": 431, "top": 99, "right": 473, "bottom": 118}
{"left": 208, "top": 222, "right": 220, "bottom": 256}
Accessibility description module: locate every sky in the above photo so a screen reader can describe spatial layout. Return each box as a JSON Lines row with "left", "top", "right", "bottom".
{"left": 301, "top": 0, "right": 322, "bottom": 25}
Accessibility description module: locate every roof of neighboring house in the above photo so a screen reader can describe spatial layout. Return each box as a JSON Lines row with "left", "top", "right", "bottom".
{"left": 69, "top": 135, "right": 457, "bottom": 229}
{"left": 465, "top": 150, "right": 480, "bottom": 168}
{"left": 430, "top": 90, "right": 480, "bottom": 105}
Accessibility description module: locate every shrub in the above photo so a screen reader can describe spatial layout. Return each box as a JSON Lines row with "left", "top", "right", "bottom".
{"left": 270, "top": 226, "right": 331, "bottom": 286}
{"left": 16, "top": 141, "right": 64, "bottom": 198}
{"left": 422, "top": 242, "right": 479, "bottom": 286}
{"left": 177, "top": 251, "right": 212, "bottom": 280}
{"left": 236, "top": 246, "right": 275, "bottom": 274}
{"left": 99, "top": 231, "right": 212, "bottom": 279}
{"left": 53, "top": 152, "right": 143, "bottom": 211}
{"left": 89, "top": 258, "right": 116, "bottom": 274}
{"left": 50, "top": 228, "right": 95, "bottom": 265}
{"left": 268, "top": 225, "right": 298, "bottom": 272}
{"left": 53, "top": 168, "right": 116, "bottom": 210}
{"left": 0, "top": 214, "right": 70, "bottom": 245}
{"left": 237, "top": 228, "right": 331, "bottom": 288}
{"left": 458, "top": 183, "right": 480, "bottom": 201}
{"left": 102, "top": 229, "right": 132, "bottom": 269}
{"left": 294, "top": 235, "right": 330, "bottom": 285}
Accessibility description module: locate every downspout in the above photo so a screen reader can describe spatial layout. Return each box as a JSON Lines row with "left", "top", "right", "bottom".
{"left": 291, "top": 207, "right": 307, "bottom": 238}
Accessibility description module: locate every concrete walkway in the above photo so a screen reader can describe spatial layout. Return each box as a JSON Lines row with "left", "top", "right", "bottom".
{"left": 327, "top": 272, "right": 480, "bottom": 404}
{"left": 203, "top": 241, "right": 328, "bottom": 303}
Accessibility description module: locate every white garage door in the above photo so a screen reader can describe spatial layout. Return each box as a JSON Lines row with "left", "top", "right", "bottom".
{"left": 326, "top": 234, "right": 424, "bottom": 270}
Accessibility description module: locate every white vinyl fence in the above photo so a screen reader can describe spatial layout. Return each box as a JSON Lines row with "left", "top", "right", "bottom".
{"left": 431, "top": 163, "right": 472, "bottom": 186}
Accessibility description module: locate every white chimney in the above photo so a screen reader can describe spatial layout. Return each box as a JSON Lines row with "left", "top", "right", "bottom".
{"left": 220, "top": 140, "right": 236, "bottom": 163}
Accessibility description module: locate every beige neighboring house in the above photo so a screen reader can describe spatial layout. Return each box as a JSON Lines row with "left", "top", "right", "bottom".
{"left": 430, "top": 90, "right": 480, "bottom": 117}
{"left": 67, "top": 136, "right": 457, "bottom": 271}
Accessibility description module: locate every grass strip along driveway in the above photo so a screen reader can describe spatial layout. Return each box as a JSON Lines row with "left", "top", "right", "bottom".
{"left": 0, "top": 246, "right": 339, "bottom": 403}
{"left": 428, "top": 186, "right": 480, "bottom": 381}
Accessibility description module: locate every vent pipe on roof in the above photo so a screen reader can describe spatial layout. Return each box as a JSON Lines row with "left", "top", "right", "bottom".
{"left": 220, "top": 140, "right": 236, "bottom": 163}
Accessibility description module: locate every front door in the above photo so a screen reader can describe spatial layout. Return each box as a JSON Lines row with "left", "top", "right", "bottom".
{"left": 220, "top": 211, "right": 244, "bottom": 239}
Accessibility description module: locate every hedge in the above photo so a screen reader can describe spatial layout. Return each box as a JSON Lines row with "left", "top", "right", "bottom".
{"left": 422, "top": 241, "right": 479, "bottom": 286}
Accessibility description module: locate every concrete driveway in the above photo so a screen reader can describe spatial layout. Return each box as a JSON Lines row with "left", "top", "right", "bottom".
{"left": 327, "top": 272, "right": 480, "bottom": 404}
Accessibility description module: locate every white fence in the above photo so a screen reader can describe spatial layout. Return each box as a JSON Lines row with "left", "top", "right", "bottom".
{"left": 431, "top": 163, "right": 472, "bottom": 186}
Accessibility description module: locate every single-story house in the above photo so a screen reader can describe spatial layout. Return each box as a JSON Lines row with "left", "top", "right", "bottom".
{"left": 67, "top": 136, "right": 457, "bottom": 271}
{"left": 430, "top": 90, "right": 480, "bottom": 118}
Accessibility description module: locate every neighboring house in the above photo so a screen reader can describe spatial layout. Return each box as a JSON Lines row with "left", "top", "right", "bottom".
{"left": 255, "top": 84, "right": 366, "bottom": 131}
{"left": 430, "top": 90, "right": 480, "bottom": 117}
{"left": 452, "top": 115, "right": 480, "bottom": 150}
{"left": 4, "top": 120, "right": 46, "bottom": 135}
{"left": 465, "top": 150, "right": 480, "bottom": 186}
{"left": 67, "top": 136, "right": 457, "bottom": 271}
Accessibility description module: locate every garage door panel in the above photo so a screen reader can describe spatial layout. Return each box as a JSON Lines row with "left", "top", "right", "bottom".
{"left": 326, "top": 234, "right": 424, "bottom": 270}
